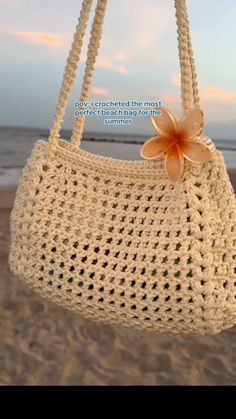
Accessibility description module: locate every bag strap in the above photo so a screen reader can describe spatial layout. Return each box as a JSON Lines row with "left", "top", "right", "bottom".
{"left": 49, "top": 0, "right": 200, "bottom": 149}
{"left": 48, "top": 0, "right": 107, "bottom": 147}
{"left": 48, "top": 0, "right": 94, "bottom": 146}
{"left": 71, "top": 0, "right": 108, "bottom": 145}
{"left": 175, "top": 0, "right": 200, "bottom": 110}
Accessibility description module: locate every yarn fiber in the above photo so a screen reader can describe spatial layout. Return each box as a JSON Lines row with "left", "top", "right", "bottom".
{"left": 9, "top": 140, "right": 236, "bottom": 335}
{"left": 8, "top": 0, "right": 236, "bottom": 335}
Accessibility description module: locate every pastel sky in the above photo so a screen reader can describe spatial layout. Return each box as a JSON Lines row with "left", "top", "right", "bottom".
{"left": 0, "top": 0, "right": 236, "bottom": 138}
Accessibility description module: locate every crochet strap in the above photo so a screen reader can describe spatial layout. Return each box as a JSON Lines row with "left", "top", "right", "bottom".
{"left": 48, "top": 0, "right": 107, "bottom": 148}
{"left": 71, "top": 0, "right": 108, "bottom": 144}
{"left": 48, "top": 0, "right": 93, "bottom": 146}
{"left": 49, "top": 0, "right": 200, "bottom": 148}
{"left": 175, "top": 0, "right": 200, "bottom": 111}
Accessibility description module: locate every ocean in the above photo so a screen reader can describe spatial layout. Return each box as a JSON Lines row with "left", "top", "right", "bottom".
{"left": 0, "top": 126, "right": 236, "bottom": 186}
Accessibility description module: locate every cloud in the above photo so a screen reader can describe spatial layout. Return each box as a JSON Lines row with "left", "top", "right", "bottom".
{"left": 106, "top": 0, "right": 174, "bottom": 61}
{"left": 171, "top": 74, "right": 181, "bottom": 87}
{"left": 2, "top": 31, "right": 62, "bottom": 46}
{"left": 113, "top": 51, "right": 127, "bottom": 63}
{"left": 115, "top": 66, "right": 129, "bottom": 75}
{"left": 201, "top": 86, "right": 236, "bottom": 103}
{"left": 162, "top": 95, "right": 179, "bottom": 104}
{"left": 91, "top": 87, "right": 109, "bottom": 96}
{"left": 96, "top": 56, "right": 113, "bottom": 69}
{"left": 171, "top": 74, "right": 236, "bottom": 104}
{"left": 96, "top": 55, "right": 129, "bottom": 75}
{"left": 81, "top": 2, "right": 173, "bottom": 74}
{"left": 136, "top": 33, "right": 155, "bottom": 48}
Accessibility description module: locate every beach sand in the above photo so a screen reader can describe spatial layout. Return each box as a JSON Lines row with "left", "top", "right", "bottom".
{"left": 1, "top": 172, "right": 236, "bottom": 386}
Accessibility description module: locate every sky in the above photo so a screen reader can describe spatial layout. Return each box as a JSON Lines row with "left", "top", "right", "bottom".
{"left": 0, "top": 0, "right": 236, "bottom": 138}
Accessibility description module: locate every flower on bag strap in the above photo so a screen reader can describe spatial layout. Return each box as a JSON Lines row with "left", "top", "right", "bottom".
{"left": 140, "top": 107, "right": 215, "bottom": 182}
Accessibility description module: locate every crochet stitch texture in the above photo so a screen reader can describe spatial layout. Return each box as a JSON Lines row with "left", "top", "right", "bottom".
{"left": 9, "top": 140, "right": 236, "bottom": 334}
{"left": 8, "top": 0, "right": 236, "bottom": 334}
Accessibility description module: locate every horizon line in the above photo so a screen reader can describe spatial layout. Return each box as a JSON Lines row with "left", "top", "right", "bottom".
{"left": 0, "top": 125, "right": 235, "bottom": 143}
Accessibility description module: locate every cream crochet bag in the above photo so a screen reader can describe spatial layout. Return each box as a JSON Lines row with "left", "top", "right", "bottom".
{"left": 9, "top": 0, "right": 236, "bottom": 335}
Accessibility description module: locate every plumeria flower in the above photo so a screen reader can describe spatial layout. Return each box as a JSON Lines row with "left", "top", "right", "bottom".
{"left": 140, "top": 107, "right": 215, "bottom": 182}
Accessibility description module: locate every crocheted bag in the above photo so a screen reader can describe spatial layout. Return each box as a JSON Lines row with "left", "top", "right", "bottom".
{"left": 9, "top": 0, "right": 236, "bottom": 335}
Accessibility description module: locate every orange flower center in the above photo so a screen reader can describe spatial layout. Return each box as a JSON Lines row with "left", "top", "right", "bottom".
{"left": 169, "top": 129, "right": 189, "bottom": 147}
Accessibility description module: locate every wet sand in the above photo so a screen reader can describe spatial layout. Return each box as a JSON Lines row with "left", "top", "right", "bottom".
{"left": 1, "top": 172, "right": 236, "bottom": 386}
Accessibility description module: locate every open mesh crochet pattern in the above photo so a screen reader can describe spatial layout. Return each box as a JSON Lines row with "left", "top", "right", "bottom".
{"left": 9, "top": 140, "right": 236, "bottom": 335}
{"left": 8, "top": 0, "right": 236, "bottom": 335}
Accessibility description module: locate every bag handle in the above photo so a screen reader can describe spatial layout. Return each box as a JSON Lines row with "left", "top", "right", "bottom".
{"left": 175, "top": 0, "right": 200, "bottom": 110}
{"left": 49, "top": 0, "right": 200, "bottom": 149}
{"left": 48, "top": 0, "right": 94, "bottom": 147}
{"left": 49, "top": 0, "right": 107, "bottom": 147}
{"left": 71, "top": 0, "right": 108, "bottom": 145}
